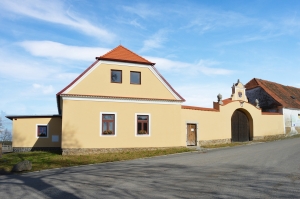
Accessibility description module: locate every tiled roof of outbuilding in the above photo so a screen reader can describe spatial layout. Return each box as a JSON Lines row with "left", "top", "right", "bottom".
{"left": 245, "top": 78, "right": 300, "bottom": 109}
{"left": 96, "top": 45, "right": 154, "bottom": 65}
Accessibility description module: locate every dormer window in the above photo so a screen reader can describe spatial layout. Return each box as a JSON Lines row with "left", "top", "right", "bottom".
{"left": 130, "top": 71, "right": 141, "bottom": 84}
{"left": 111, "top": 70, "right": 122, "bottom": 83}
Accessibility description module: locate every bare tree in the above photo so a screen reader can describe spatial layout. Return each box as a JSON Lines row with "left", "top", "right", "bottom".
{"left": 0, "top": 117, "right": 12, "bottom": 142}
{"left": 0, "top": 129, "right": 12, "bottom": 142}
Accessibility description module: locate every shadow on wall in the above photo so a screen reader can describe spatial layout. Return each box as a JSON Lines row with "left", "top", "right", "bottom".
{"left": 30, "top": 118, "right": 63, "bottom": 154}
{"left": 13, "top": 118, "right": 63, "bottom": 154}
{"left": 13, "top": 118, "right": 83, "bottom": 155}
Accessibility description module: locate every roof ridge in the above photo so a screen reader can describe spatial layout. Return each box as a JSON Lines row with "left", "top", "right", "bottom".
{"left": 254, "top": 78, "right": 300, "bottom": 108}
{"left": 256, "top": 78, "right": 300, "bottom": 89}
{"left": 97, "top": 45, "right": 154, "bottom": 65}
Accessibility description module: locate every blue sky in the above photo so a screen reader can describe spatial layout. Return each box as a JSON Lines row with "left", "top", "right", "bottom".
{"left": 1, "top": 0, "right": 300, "bottom": 129}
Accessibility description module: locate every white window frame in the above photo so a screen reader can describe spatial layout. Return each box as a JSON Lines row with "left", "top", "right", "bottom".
{"left": 100, "top": 112, "right": 117, "bottom": 137}
{"left": 135, "top": 113, "right": 151, "bottom": 137}
{"left": 36, "top": 124, "right": 49, "bottom": 138}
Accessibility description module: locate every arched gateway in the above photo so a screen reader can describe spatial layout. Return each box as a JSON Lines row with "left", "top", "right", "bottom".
{"left": 231, "top": 110, "right": 250, "bottom": 142}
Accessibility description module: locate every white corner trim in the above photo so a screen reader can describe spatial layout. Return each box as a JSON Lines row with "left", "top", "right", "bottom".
{"left": 36, "top": 124, "right": 49, "bottom": 138}
{"left": 62, "top": 96, "right": 182, "bottom": 105}
{"left": 100, "top": 112, "right": 117, "bottom": 137}
{"left": 135, "top": 113, "right": 151, "bottom": 137}
{"left": 62, "top": 60, "right": 182, "bottom": 100}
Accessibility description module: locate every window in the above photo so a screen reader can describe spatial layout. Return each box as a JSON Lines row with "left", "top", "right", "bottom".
{"left": 36, "top": 124, "right": 48, "bottom": 138}
{"left": 135, "top": 113, "right": 151, "bottom": 136}
{"left": 111, "top": 70, "right": 122, "bottom": 83}
{"left": 130, "top": 71, "right": 141, "bottom": 84}
{"left": 100, "top": 112, "right": 117, "bottom": 136}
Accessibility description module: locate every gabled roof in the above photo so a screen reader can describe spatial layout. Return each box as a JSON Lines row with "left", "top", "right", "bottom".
{"left": 56, "top": 45, "right": 185, "bottom": 114}
{"left": 96, "top": 45, "right": 155, "bottom": 65}
{"left": 245, "top": 78, "right": 300, "bottom": 109}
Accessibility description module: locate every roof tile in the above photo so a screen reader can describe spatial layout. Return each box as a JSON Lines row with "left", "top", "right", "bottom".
{"left": 245, "top": 78, "right": 300, "bottom": 109}
{"left": 97, "top": 45, "right": 154, "bottom": 65}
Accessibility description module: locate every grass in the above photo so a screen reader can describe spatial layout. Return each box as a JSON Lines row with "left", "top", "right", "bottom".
{"left": 201, "top": 134, "right": 300, "bottom": 149}
{"left": 0, "top": 147, "right": 193, "bottom": 174}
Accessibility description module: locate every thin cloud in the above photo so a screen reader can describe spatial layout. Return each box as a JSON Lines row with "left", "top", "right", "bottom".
{"left": 146, "top": 56, "right": 234, "bottom": 76}
{"left": 0, "top": 50, "right": 79, "bottom": 82}
{"left": 140, "top": 30, "right": 168, "bottom": 52}
{"left": 217, "top": 33, "right": 283, "bottom": 47}
{"left": 180, "top": 7, "right": 268, "bottom": 35}
{"left": 19, "top": 40, "right": 110, "bottom": 61}
{"left": 32, "top": 84, "right": 54, "bottom": 94}
{"left": 122, "top": 4, "right": 159, "bottom": 19}
{"left": 0, "top": 0, "right": 115, "bottom": 42}
{"left": 176, "top": 83, "right": 232, "bottom": 108}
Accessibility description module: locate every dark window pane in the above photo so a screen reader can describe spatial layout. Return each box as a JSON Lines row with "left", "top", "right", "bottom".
{"left": 103, "top": 114, "right": 114, "bottom": 120}
{"left": 130, "top": 72, "right": 141, "bottom": 84}
{"left": 143, "top": 123, "right": 148, "bottom": 133}
{"left": 109, "top": 122, "right": 113, "bottom": 131}
{"left": 137, "top": 115, "right": 148, "bottom": 120}
{"left": 103, "top": 122, "right": 107, "bottom": 131}
{"left": 138, "top": 122, "right": 142, "bottom": 131}
{"left": 37, "top": 126, "right": 47, "bottom": 137}
{"left": 102, "top": 114, "right": 115, "bottom": 135}
{"left": 111, "top": 70, "right": 122, "bottom": 83}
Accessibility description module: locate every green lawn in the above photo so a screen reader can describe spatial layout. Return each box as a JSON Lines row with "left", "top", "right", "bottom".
{"left": 0, "top": 147, "right": 193, "bottom": 174}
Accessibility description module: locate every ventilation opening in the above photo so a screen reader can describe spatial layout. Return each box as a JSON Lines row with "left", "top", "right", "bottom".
{"left": 291, "top": 96, "right": 296, "bottom": 99}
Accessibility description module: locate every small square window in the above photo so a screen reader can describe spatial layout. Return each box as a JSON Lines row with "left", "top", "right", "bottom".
{"left": 101, "top": 113, "right": 116, "bottom": 136}
{"left": 37, "top": 125, "right": 48, "bottom": 138}
{"left": 111, "top": 70, "right": 122, "bottom": 83}
{"left": 130, "top": 71, "right": 141, "bottom": 84}
{"left": 136, "top": 114, "right": 150, "bottom": 136}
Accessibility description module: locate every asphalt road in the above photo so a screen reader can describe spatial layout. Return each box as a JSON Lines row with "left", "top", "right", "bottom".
{"left": 0, "top": 138, "right": 300, "bottom": 199}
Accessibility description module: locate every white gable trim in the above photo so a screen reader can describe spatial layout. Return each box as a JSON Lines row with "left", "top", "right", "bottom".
{"left": 62, "top": 96, "right": 182, "bottom": 105}
{"left": 62, "top": 60, "right": 182, "bottom": 100}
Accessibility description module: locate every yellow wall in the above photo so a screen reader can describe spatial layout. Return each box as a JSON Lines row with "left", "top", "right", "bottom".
{"left": 12, "top": 117, "right": 62, "bottom": 148}
{"left": 181, "top": 101, "right": 284, "bottom": 143}
{"left": 67, "top": 63, "right": 177, "bottom": 100}
{"left": 62, "top": 99, "right": 183, "bottom": 149}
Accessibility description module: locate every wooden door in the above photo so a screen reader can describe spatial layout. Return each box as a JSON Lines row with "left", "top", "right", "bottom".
{"left": 231, "top": 110, "right": 249, "bottom": 142}
{"left": 187, "top": 124, "right": 197, "bottom": 146}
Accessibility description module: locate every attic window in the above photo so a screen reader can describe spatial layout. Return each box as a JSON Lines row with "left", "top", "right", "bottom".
{"left": 111, "top": 70, "right": 122, "bottom": 83}
{"left": 291, "top": 96, "right": 296, "bottom": 99}
{"left": 130, "top": 71, "right": 141, "bottom": 84}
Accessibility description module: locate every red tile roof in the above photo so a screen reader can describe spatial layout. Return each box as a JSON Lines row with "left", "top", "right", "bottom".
{"left": 222, "top": 98, "right": 232, "bottom": 105}
{"left": 56, "top": 45, "right": 185, "bottom": 113}
{"left": 245, "top": 78, "right": 300, "bottom": 109}
{"left": 96, "top": 45, "right": 155, "bottom": 65}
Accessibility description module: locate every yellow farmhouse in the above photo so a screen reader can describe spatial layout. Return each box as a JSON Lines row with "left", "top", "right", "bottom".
{"left": 6, "top": 46, "right": 284, "bottom": 155}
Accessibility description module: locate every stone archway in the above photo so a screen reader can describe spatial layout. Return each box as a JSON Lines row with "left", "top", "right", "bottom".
{"left": 231, "top": 110, "right": 251, "bottom": 142}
